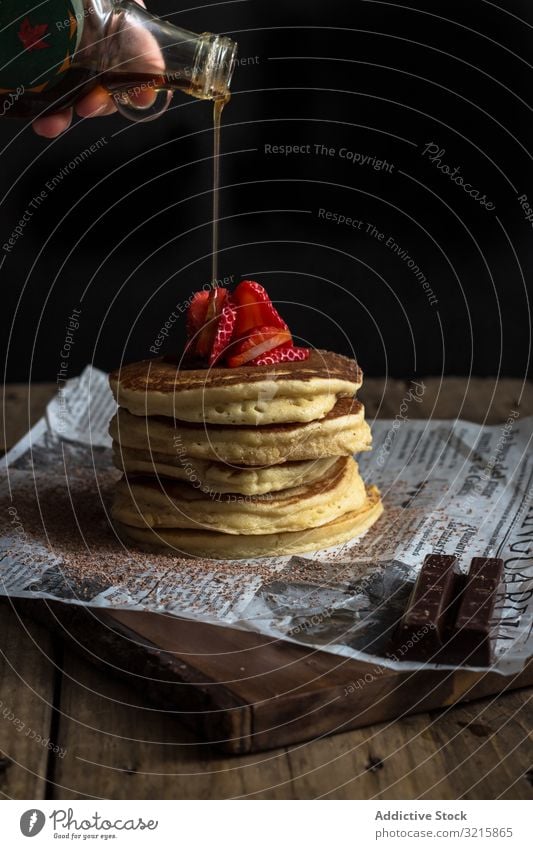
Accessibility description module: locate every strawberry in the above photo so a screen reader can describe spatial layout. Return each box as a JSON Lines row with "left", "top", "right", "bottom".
{"left": 195, "top": 288, "right": 229, "bottom": 359}
{"left": 226, "top": 325, "right": 292, "bottom": 368}
{"left": 186, "top": 291, "right": 209, "bottom": 341}
{"left": 233, "top": 280, "right": 288, "bottom": 337}
{"left": 249, "top": 344, "right": 310, "bottom": 366}
{"left": 209, "top": 299, "right": 237, "bottom": 365}
{"left": 184, "top": 280, "right": 302, "bottom": 369}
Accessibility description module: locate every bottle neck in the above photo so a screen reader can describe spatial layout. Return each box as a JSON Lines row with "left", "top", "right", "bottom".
{"left": 107, "top": 1, "right": 237, "bottom": 100}
{"left": 190, "top": 33, "right": 237, "bottom": 101}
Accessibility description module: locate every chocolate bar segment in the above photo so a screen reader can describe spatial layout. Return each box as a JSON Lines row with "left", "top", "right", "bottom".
{"left": 392, "top": 554, "right": 503, "bottom": 666}
{"left": 394, "top": 554, "right": 458, "bottom": 661}
{"left": 447, "top": 557, "right": 503, "bottom": 666}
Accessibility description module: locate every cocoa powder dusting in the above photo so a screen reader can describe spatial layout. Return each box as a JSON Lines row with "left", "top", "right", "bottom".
{"left": 0, "top": 466, "right": 284, "bottom": 593}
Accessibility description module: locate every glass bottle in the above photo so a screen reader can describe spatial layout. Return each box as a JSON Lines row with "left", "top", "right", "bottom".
{"left": 0, "top": 0, "right": 237, "bottom": 121}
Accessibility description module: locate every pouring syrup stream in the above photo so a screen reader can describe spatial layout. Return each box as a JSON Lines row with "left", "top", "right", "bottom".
{"left": 211, "top": 94, "right": 229, "bottom": 290}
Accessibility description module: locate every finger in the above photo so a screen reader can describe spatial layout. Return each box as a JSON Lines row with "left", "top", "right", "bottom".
{"left": 32, "top": 108, "right": 73, "bottom": 138}
{"left": 75, "top": 85, "right": 116, "bottom": 118}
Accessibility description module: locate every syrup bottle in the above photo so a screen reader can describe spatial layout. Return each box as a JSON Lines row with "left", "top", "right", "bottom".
{"left": 0, "top": 1, "right": 237, "bottom": 121}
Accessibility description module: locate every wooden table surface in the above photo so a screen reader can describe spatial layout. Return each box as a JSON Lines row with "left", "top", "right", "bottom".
{"left": 1, "top": 377, "right": 532, "bottom": 800}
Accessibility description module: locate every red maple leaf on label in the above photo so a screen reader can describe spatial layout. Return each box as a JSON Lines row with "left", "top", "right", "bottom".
{"left": 18, "top": 17, "right": 50, "bottom": 51}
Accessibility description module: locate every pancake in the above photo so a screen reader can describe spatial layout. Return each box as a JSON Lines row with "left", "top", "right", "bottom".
{"left": 109, "top": 398, "right": 371, "bottom": 465}
{"left": 109, "top": 350, "right": 362, "bottom": 425}
{"left": 114, "top": 486, "right": 383, "bottom": 558}
{"left": 112, "top": 444, "right": 339, "bottom": 496}
{"left": 111, "top": 457, "right": 366, "bottom": 535}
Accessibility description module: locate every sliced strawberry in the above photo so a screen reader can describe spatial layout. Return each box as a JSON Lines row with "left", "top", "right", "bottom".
{"left": 195, "top": 288, "right": 229, "bottom": 359}
{"left": 186, "top": 290, "right": 209, "bottom": 340}
{"left": 233, "top": 280, "right": 288, "bottom": 337}
{"left": 249, "top": 344, "right": 310, "bottom": 366}
{"left": 226, "top": 325, "right": 292, "bottom": 368}
{"left": 209, "top": 299, "right": 237, "bottom": 365}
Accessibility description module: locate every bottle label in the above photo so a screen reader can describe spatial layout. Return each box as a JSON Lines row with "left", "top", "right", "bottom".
{"left": 0, "top": 0, "right": 85, "bottom": 94}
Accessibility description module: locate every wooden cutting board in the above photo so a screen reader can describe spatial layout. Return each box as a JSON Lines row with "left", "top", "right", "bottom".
{"left": 11, "top": 598, "right": 533, "bottom": 755}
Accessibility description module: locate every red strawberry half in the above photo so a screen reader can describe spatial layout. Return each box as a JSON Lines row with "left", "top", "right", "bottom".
{"left": 249, "top": 344, "right": 310, "bottom": 367}
{"left": 233, "top": 280, "right": 288, "bottom": 337}
{"left": 226, "top": 325, "right": 292, "bottom": 368}
{"left": 195, "top": 288, "right": 229, "bottom": 359}
{"left": 186, "top": 290, "right": 209, "bottom": 340}
{"left": 209, "top": 299, "right": 237, "bottom": 365}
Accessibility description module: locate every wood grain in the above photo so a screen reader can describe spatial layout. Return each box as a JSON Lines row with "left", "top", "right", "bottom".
{"left": 0, "top": 383, "right": 55, "bottom": 454}
{"left": 52, "top": 651, "right": 294, "bottom": 800}
{"left": 12, "top": 600, "right": 533, "bottom": 760}
{"left": 283, "top": 691, "right": 533, "bottom": 799}
{"left": 360, "top": 376, "right": 533, "bottom": 424}
{"left": 0, "top": 604, "right": 57, "bottom": 799}
{"left": 49, "top": 649, "right": 533, "bottom": 800}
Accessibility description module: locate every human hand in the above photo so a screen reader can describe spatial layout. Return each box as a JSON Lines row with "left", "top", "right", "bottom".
{"left": 32, "top": 0, "right": 158, "bottom": 138}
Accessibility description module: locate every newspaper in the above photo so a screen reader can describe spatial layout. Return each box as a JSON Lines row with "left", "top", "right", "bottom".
{"left": 1, "top": 366, "right": 532, "bottom": 675}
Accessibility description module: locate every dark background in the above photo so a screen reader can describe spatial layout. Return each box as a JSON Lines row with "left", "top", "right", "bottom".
{"left": 1, "top": 0, "right": 532, "bottom": 382}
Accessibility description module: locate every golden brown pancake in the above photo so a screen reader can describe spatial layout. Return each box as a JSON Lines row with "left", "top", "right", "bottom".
{"left": 111, "top": 457, "right": 366, "bottom": 535}
{"left": 114, "top": 486, "right": 383, "bottom": 558}
{"left": 109, "top": 397, "right": 371, "bottom": 465}
{"left": 109, "top": 350, "right": 362, "bottom": 425}
{"left": 112, "top": 443, "right": 339, "bottom": 495}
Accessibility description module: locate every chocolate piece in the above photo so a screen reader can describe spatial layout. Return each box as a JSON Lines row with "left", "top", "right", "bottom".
{"left": 395, "top": 554, "right": 458, "bottom": 661}
{"left": 446, "top": 557, "right": 503, "bottom": 665}
{"left": 392, "top": 554, "right": 504, "bottom": 666}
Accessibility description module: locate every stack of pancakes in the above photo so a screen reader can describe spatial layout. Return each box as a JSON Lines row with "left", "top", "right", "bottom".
{"left": 109, "top": 350, "right": 383, "bottom": 558}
